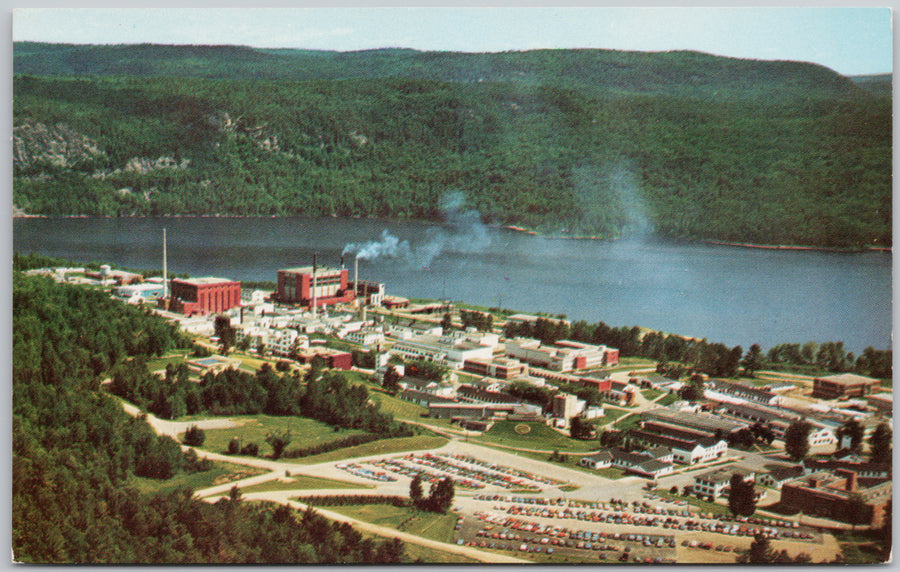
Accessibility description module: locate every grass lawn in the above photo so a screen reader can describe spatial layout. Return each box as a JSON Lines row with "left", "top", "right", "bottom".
{"left": 239, "top": 474, "right": 371, "bottom": 494}
{"left": 129, "top": 461, "right": 266, "bottom": 496}
{"left": 199, "top": 415, "right": 368, "bottom": 457}
{"left": 368, "top": 390, "right": 429, "bottom": 421}
{"left": 612, "top": 413, "right": 643, "bottom": 431}
{"left": 145, "top": 349, "right": 192, "bottom": 372}
{"left": 290, "top": 435, "right": 449, "bottom": 464}
{"left": 641, "top": 388, "right": 664, "bottom": 400}
{"left": 327, "top": 503, "right": 459, "bottom": 544}
{"left": 400, "top": 541, "right": 479, "bottom": 564}
{"left": 589, "top": 408, "right": 629, "bottom": 426}
{"left": 471, "top": 421, "right": 597, "bottom": 452}
{"left": 656, "top": 393, "right": 679, "bottom": 406}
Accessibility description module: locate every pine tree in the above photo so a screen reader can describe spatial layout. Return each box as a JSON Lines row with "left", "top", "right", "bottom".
{"left": 784, "top": 420, "right": 812, "bottom": 462}
{"left": 869, "top": 423, "right": 892, "bottom": 464}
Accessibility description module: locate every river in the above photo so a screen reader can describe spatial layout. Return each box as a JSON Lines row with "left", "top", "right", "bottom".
{"left": 13, "top": 216, "right": 892, "bottom": 354}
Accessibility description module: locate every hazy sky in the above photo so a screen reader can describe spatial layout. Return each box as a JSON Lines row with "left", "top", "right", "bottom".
{"left": 12, "top": 6, "right": 893, "bottom": 76}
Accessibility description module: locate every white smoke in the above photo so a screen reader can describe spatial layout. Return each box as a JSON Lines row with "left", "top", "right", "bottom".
{"left": 342, "top": 191, "right": 492, "bottom": 268}
{"left": 342, "top": 229, "right": 411, "bottom": 261}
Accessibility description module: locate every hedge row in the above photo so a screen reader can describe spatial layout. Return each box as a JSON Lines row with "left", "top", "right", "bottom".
{"left": 282, "top": 432, "right": 382, "bottom": 459}
{"left": 294, "top": 495, "right": 409, "bottom": 507}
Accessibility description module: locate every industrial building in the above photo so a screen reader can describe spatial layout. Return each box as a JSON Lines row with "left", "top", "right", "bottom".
{"left": 813, "top": 374, "right": 881, "bottom": 400}
{"left": 115, "top": 282, "right": 165, "bottom": 301}
{"left": 505, "top": 338, "right": 618, "bottom": 371}
{"left": 390, "top": 333, "right": 494, "bottom": 369}
{"left": 169, "top": 277, "right": 241, "bottom": 316}
{"left": 276, "top": 266, "right": 355, "bottom": 308}
{"left": 779, "top": 469, "right": 892, "bottom": 527}
{"left": 641, "top": 406, "right": 748, "bottom": 438}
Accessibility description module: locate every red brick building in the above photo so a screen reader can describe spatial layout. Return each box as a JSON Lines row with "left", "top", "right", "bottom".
{"left": 779, "top": 469, "right": 892, "bottom": 527}
{"left": 276, "top": 266, "right": 355, "bottom": 308}
{"left": 169, "top": 277, "right": 241, "bottom": 316}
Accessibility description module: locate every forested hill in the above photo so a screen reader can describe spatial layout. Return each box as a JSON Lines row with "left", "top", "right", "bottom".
{"left": 15, "top": 42, "right": 862, "bottom": 100}
{"left": 13, "top": 43, "right": 892, "bottom": 247}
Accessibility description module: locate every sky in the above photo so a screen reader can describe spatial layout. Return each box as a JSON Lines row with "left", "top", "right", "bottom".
{"left": 11, "top": 6, "right": 894, "bottom": 76}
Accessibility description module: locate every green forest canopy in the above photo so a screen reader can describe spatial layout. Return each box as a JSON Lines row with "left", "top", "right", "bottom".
{"left": 13, "top": 43, "right": 892, "bottom": 247}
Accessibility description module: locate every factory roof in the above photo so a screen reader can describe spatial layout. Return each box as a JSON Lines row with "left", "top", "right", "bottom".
{"left": 174, "top": 277, "right": 238, "bottom": 285}
{"left": 642, "top": 407, "right": 748, "bottom": 433}
{"left": 814, "top": 373, "right": 880, "bottom": 386}
{"left": 280, "top": 266, "right": 343, "bottom": 275}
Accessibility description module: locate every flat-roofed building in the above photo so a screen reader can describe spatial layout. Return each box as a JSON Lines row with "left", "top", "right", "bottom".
{"left": 866, "top": 393, "right": 893, "bottom": 415}
{"left": 169, "top": 277, "right": 241, "bottom": 316}
{"left": 642, "top": 406, "right": 748, "bottom": 437}
{"left": 780, "top": 469, "right": 892, "bottom": 527}
{"left": 693, "top": 466, "right": 755, "bottom": 499}
{"left": 464, "top": 356, "right": 529, "bottom": 379}
{"left": 813, "top": 374, "right": 880, "bottom": 400}
{"left": 276, "top": 266, "right": 355, "bottom": 307}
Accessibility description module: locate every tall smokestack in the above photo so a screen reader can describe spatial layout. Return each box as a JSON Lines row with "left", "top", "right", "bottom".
{"left": 354, "top": 256, "right": 359, "bottom": 308}
{"left": 312, "top": 252, "right": 318, "bottom": 318}
{"left": 162, "top": 228, "right": 168, "bottom": 299}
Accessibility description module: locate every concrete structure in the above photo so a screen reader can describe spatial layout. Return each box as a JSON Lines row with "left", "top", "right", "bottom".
{"left": 505, "top": 338, "right": 617, "bottom": 371}
{"left": 353, "top": 280, "right": 385, "bottom": 306}
{"left": 390, "top": 333, "right": 494, "bottom": 369}
{"left": 169, "top": 277, "right": 241, "bottom": 316}
{"left": 552, "top": 392, "right": 585, "bottom": 421}
{"left": 813, "top": 374, "right": 881, "bottom": 400}
{"left": 463, "top": 357, "right": 529, "bottom": 379}
{"left": 344, "top": 328, "right": 385, "bottom": 347}
{"left": 115, "top": 282, "right": 165, "bottom": 301}
{"left": 276, "top": 266, "right": 355, "bottom": 308}
{"left": 780, "top": 469, "right": 892, "bottom": 527}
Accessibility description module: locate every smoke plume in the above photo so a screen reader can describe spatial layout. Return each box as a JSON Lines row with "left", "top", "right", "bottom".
{"left": 341, "top": 191, "right": 492, "bottom": 268}
{"left": 342, "top": 229, "right": 411, "bottom": 261}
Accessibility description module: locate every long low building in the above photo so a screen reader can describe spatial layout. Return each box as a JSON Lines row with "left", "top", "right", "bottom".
{"left": 641, "top": 406, "right": 749, "bottom": 437}
{"left": 627, "top": 429, "right": 727, "bottom": 465}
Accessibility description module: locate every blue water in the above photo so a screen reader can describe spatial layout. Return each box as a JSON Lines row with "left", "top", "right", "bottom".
{"left": 13, "top": 216, "right": 892, "bottom": 354}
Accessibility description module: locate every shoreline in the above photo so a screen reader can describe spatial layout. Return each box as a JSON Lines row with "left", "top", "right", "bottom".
{"left": 13, "top": 213, "right": 890, "bottom": 253}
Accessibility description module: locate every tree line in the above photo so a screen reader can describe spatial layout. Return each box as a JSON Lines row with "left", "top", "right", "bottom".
{"left": 12, "top": 273, "right": 404, "bottom": 563}
{"left": 13, "top": 66, "right": 891, "bottom": 247}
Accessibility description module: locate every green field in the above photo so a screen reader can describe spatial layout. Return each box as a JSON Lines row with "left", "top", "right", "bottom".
{"left": 197, "top": 415, "right": 368, "bottom": 457}
{"left": 368, "top": 390, "right": 429, "bottom": 421}
{"left": 472, "top": 421, "right": 597, "bottom": 452}
{"left": 290, "top": 435, "right": 449, "bottom": 464}
{"left": 238, "top": 474, "right": 370, "bottom": 494}
{"left": 144, "top": 349, "right": 192, "bottom": 372}
{"left": 128, "top": 461, "right": 266, "bottom": 496}
{"left": 400, "top": 541, "right": 479, "bottom": 564}
{"left": 589, "top": 408, "right": 630, "bottom": 427}
{"left": 327, "top": 504, "right": 460, "bottom": 544}
{"left": 642, "top": 388, "right": 664, "bottom": 400}
{"left": 656, "top": 393, "right": 680, "bottom": 406}
{"left": 612, "top": 413, "right": 643, "bottom": 431}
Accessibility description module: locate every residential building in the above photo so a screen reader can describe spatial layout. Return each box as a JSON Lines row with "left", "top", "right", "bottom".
{"left": 813, "top": 374, "right": 880, "bottom": 400}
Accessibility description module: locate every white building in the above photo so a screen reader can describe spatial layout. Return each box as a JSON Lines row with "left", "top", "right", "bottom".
{"left": 345, "top": 328, "right": 385, "bottom": 347}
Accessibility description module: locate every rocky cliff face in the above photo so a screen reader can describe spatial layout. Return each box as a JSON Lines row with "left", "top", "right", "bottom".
{"left": 13, "top": 120, "right": 107, "bottom": 170}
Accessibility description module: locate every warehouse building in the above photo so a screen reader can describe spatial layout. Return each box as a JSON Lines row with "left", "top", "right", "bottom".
{"left": 169, "top": 277, "right": 241, "bottom": 316}
{"left": 780, "top": 469, "right": 892, "bottom": 527}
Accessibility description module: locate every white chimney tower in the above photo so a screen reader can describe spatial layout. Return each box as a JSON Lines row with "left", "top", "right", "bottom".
{"left": 162, "top": 228, "right": 168, "bottom": 299}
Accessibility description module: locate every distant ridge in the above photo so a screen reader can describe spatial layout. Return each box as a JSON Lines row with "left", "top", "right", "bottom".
{"left": 14, "top": 42, "right": 864, "bottom": 100}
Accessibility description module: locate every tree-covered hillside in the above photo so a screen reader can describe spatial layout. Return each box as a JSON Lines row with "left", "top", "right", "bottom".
{"left": 13, "top": 43, "right": 891, "bottom": 247}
